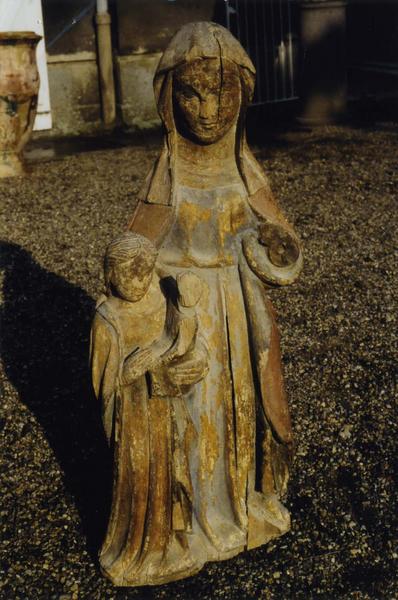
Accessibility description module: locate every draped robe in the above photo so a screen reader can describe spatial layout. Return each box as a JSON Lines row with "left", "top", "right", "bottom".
{"left": 92, "top": 22, "right": 302, "bottom": 587}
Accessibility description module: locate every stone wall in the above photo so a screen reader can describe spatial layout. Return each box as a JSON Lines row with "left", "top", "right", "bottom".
{"left": 33, "top": 0, "right": 216, "bottom": 138}
{"left": 45, "top": 52, "right": 102, "bottom": 137}
{"left": 115, "top": 53, "right": 161, "bottom": 131}
{"left": 116, "top": 0, "right": 215, "bottom": 54}
{"left": 114, "top": 0, "right": 215, "bottom": 132}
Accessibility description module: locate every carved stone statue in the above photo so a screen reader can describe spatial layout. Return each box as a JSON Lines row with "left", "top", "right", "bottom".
{"left": 90, "top": 22, "right": 303, "bottom": 587}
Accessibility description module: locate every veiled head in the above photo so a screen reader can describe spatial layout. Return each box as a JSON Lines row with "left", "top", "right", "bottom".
{"left": 154, "top": 22, "right": 255, "bottom": 142}
{"left": 139, "top": 23, "right": 267, "bottom": 205}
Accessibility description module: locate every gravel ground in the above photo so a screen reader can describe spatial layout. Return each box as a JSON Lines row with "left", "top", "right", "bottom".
{"left": 0, "top": 123, "right": 397, "bottom": 599}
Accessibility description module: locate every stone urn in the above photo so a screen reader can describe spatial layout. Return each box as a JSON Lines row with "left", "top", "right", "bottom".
{"left": 0, "top": 32, "right": 41, "bottom": 178}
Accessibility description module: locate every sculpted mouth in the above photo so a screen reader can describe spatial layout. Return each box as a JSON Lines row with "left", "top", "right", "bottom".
{"left": 199, "top": 122, "right": 218, "bottom": 130}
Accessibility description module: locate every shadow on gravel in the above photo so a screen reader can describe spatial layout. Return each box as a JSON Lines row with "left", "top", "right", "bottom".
{"left": 0, "top": 241, "right": 111, "bottom": 558}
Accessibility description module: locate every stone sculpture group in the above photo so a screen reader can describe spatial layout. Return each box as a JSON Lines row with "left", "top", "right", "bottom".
{"left": 90, "top": 22, "right": 302, "bottom": 586}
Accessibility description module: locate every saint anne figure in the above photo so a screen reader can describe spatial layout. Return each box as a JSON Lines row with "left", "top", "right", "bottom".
{"left": 91, "top": 22, "right": 303, "bottom": 586}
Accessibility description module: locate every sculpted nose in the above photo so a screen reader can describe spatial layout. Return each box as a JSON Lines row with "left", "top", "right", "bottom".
{"left": 199, "top": 94, "right": 218, "bottom": 121}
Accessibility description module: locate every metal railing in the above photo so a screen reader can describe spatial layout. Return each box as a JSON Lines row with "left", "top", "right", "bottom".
{"left": 225, "top": 0, "right": 299, "bottom": 105}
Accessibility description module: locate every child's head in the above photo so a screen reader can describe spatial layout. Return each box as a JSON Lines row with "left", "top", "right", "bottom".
{"left": 104, "top": 232, "right": 158, "bottom": 302}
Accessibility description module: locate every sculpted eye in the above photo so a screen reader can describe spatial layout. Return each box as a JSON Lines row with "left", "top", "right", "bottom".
{"left": 182, "top": 89, "right": 197, "bottom": 100}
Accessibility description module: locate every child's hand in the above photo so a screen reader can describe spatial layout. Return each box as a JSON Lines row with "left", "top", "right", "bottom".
{"left": 168, "top": 344, "right": 209, "bottom": 386}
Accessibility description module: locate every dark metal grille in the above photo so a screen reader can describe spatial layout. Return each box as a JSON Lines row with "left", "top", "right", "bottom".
{"left": 225, "top": 0, "right": 299, "bottom": 105}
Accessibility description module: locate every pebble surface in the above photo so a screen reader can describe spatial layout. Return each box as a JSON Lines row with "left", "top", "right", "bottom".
{"left": 0, "top": 124, "right": 397, "bottom": 599}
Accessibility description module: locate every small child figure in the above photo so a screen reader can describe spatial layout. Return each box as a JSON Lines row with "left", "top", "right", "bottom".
{"left": 90, "top": 231, "right": 205, "bottom": 439}
{"left": 90, "top": 231, "right": 166, "bottom": 441}
{"left": 90, "top": 232, "right": 208, "bottom": 584}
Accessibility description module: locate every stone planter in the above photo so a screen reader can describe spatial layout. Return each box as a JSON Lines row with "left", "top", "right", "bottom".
{"left": 0, "top": 32, "right": 41, "bottom": 177}
{"left": 298, "top": 0, "right": 347, "bottom": 125}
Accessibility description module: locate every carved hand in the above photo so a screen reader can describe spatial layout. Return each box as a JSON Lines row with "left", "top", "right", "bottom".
{"left": 122, "top": 347, "right": 156, "bottom": 384}
{"left": 258, "top": 222, "right": 300, "bottom": 267}
{"left": 168, "top": 343, "right": 209, "bottom": 387}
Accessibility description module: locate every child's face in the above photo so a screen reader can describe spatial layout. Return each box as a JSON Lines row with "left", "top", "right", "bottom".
{"left": 111, "top": 258, "right": 154, "bottom": 302}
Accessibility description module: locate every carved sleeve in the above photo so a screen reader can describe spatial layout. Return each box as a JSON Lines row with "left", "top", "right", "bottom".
{"left": 90, "top": 313, "right": 119, "bottom": 443}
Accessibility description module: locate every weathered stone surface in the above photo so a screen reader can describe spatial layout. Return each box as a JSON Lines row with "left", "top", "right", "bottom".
{"left": 46, "top": 54, "right": 102, "bottom": 137}
{"left": 115, "top": 53, "right": 161, "bottom": 130}
{"left": 91, "top": 22, "right": 303, "bottom": 586}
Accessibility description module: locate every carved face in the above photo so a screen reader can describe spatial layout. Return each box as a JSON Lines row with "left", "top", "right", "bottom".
{"left": 111, "top": 258, "right": 154, "bottom": 302}
{"left": 173, "top": 57, "right": 241, "bottom": 144}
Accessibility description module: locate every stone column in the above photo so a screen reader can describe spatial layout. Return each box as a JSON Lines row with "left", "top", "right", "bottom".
{"left": 298, "top": 0, "right": 347, "bottom": 125}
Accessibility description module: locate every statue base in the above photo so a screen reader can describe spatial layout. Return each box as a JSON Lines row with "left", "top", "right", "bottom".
{"left": 0, "top": 152, "right": 25, "bottom": 178}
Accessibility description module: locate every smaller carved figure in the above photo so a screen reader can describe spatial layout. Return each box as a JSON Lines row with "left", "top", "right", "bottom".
{"left": 90, "top": 231, "right": 208, "bottom": 585}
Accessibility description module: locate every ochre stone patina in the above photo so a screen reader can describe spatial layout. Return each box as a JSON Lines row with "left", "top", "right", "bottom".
{"left": 0, "top": 32, "right": 41, "bottom": 178}
{"left": 90, "top": 22, "right": 303, "bottom": 587}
